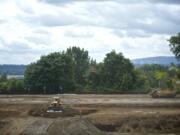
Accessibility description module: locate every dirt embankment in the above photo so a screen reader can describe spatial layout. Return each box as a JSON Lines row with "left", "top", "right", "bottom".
{"left": 91, "top": 114, "right": 180, "bottom": 133}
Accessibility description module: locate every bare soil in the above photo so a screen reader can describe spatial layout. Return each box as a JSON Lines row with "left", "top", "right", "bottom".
{"left": 28, "top": 104, "right": 97, "bottom": 118}
{"left": 0, "top": 94, "right": 180, "bottom": 135}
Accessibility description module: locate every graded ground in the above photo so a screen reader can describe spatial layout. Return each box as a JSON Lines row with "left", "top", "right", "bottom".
{"left": 0, "top": 94, "right": 180, "bottom": 135}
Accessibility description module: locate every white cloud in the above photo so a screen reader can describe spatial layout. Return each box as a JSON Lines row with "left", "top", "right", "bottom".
{"left": 0, "top": 0, "right": 179, "bottom": 64}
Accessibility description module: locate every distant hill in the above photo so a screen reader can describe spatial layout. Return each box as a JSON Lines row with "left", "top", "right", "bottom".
{"left": 132, "top": 56, "right": 180, "bottom": 66}
{"left": 0, "top": 65, "right": 26, "bottom": 75}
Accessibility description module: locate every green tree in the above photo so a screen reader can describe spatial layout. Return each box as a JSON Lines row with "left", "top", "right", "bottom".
{"left": 24, "top": 52, "right": 75, "bottom": 94}
{"left": 133, "top": 69, "right": 150, "bottom": 92}
{"left": 6, "top": 79, "right": 25, "bottom": 94}
{"left": 66, "top": 47, "right": 90, "bottom": 87}
{"left": 137, "top": 64, "right": 167, "bottom": 88}
{"left": 154, "top": 71, "right": 169, "bottom": 88}
{"left": 0, "top": 74, "right": 8, "bottom": 94}
{"left": 101, "top": 51, "right": 135, "bottom": 91}
{"left": 0, "top": 82, "right": 9, "bottom": 94}
{"left": 86, "top": 63, "right": 102, "bottom": 91}
{"left": 0, "top": 74, "right": 7, "bottom": 82}
{"left": 169, "top": 33, "right": 180, "bottom": 60}
{"left": 177, "top": 69, "right": 180, "bottom": 80}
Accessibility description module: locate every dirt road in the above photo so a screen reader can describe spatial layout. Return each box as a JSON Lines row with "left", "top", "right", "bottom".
{"left": 0, "top": 94, "right": 180, "bottom": 135}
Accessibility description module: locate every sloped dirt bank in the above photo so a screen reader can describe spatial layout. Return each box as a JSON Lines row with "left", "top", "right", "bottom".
{"left": 19, "top": 118, "right": 107, "bottom": 135}
{"left": 18, "top": 114, "right": 180, "bottom": 135}
{"left": 92, "top": 114, "right": 180, "bottom": 134}
{"left": 47, "top": 118, "right": 106, "bottom": 135}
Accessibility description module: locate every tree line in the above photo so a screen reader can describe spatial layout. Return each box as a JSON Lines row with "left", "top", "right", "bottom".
{"left": 0, "top": 74, "right": 24, "bottom": 94}
{"left": 24, "top": 48, "right": 141, "bottom": 94}
{"left": 0, "top": 33, "right": 180, "bottom": 94}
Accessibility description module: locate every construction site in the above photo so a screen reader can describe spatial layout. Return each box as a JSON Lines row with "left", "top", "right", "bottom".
{"left": 0, "top": 94, "right": 180, "bottom": 135}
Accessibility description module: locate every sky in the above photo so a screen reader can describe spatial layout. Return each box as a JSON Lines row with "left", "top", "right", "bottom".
{"left": 0, "top": 0, "right": 180, "bottom": 64}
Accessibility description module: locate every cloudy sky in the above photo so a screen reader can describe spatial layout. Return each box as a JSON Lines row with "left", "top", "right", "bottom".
{"left": 0, "top": 0, "right": 180, "bottom": 64}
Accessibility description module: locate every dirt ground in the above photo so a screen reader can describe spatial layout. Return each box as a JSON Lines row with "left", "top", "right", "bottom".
{"left": 0, "top": 94, "right": 180, "bottom": 135}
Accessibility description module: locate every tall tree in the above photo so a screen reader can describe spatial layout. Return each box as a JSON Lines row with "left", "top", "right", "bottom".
{"left": 86, "top": 62, "right": 102, "bottom": 91}
{"left": 169, "top": 33, "right": 180, "bottom": 60}
{"left": 101, "top": 51, "right": 135, "bottom": 91}
{"left": 66, "top": 47, "right": 90, "bottom": 87}
{"left": 24, "top": 52, "right": 75, "bottom": 94}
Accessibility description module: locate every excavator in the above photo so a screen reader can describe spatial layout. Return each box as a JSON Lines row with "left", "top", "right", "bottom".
{"left": 150, "top": 79, "right": 179, "bottom": 98}
{"left": 47, "top": 97, "right": 63, "bottom": 112}
{"left": 150, "top": 89, "right": 176, "bottom": 98}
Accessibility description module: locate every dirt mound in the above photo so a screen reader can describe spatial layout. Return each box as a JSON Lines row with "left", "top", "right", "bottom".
{"left": 93, "top": 114, "right": 180, "bottom": 133}
{"left": 20, "top": 118, "right": 106, "bottom": 135}
{"left": 47, "top": 118, "right": 106, "bottom": 135}
{"left": 28, "top": 104, "right": 97, "bottom": 118}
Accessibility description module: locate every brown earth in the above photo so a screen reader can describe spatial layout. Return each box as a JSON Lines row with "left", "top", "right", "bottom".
{"left": 0, "top": 94, "right": 180, "bottom": 135}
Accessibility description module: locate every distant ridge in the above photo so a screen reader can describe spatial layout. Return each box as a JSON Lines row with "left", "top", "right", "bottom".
{"left": 0, "top": 64, "right": 26, "bottom": 75}
{"left": 132, "top": 56, "right": 180, "bottom": 65}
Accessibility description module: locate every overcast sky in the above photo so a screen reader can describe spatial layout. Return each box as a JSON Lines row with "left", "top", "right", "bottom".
{"left": 0, "top": 0, "right": 180, "bottom": 64}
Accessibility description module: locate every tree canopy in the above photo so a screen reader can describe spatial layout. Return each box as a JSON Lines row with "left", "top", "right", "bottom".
{"left": 169, "top": 33, "right": 180, "bottom": 60}
{"left": 66, "top": 47, "right": 90, "bottom": 87}
{"left": 24, "top": 52, "right": 75, "bottom": 94}
{"left": 23, "top": 49, "right": 141, "bottom": 94}
{"left": 14, "top": 45, "right": 179, "bottom": 94}
{"left": 100, "top": 51, "right": 136, "bottom": 91}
